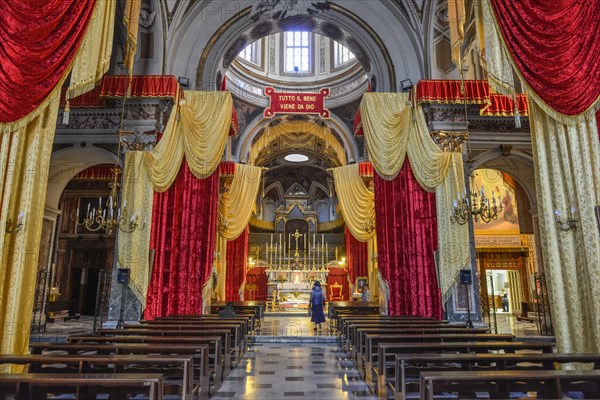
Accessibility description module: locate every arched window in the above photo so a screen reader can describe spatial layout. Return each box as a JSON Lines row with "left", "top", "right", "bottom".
{"left": 333, "top": 42, "right": 355, "bottom": 67}
{"left": 284, "top": 31, "right": 311, "bottom": 73}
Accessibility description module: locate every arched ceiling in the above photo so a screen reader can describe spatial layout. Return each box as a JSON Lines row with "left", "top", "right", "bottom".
{"left": 246, "top": 118, "right": 347, "bottom": 167}
{"left": 164, "top": 0, "right": 427, "bottom": 92}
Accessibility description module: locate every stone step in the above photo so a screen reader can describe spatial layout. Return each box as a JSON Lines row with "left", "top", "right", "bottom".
{"left": 250, "top": 335, "right": 338, "bottom": 344}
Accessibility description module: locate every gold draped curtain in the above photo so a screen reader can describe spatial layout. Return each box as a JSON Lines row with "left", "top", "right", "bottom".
{"left": 331, "top": 164, "right": 379, "bottom": 299}
{"left": 529, "top": 101, "right": 600, "bottom": 353}
{"left": 0, "top": 97, "right": 59, "bottom": 370}
{"left": 360, "top": 92, "right": 469, "bottom": 300}
{"left": 475, "top": 0, "right": 515, "bottom": 96}
{"left": 331, "top": 164, "right": 375, "bottom": 242}
{"left": 0, "top": 1, "right": 114, "bottom": 365}
{"left": 144, "top": 91, "right": 233, "bottom": 192}
{"left": 66, "top": 0, "right": 116, "bottom": 100}
{"left": 215, "top": 164, "right": 263, "bottom": 301}
{"left": 448, "top": 0, "right": 465, "bottom": 68}
{"left": 117, "top": 152, "right": 154, "bottom": 304}
{"left": 123, "top": 0, "right": 141, "bottom": 76}
{"left": 478, "top": 0, "right": 600, "bottom": 354}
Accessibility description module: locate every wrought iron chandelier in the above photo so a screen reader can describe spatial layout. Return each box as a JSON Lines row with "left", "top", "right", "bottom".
{"left": 451, "top": 178, "right": 503, "bottom": 225}
{"left": 76, "top": 166, "right": 146, "bottom": 235}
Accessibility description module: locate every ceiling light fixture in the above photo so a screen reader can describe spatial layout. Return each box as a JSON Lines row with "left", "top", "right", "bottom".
{"left": 284, "top": 154, "right": 309, "bottom": 163}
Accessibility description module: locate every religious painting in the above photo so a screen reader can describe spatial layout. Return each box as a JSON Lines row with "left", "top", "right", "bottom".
{"left": 471, "top": 169, "right": 520, "bottom": 234}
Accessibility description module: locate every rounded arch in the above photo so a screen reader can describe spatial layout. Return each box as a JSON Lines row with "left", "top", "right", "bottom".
{"left": 165, "top": 1, "right": 425, "bottom": 92}
{"left": 46, "top": 146, "right": 121, "bottom": 209}
{"left": 469, "top": 149, "right": 538, "bottom": 213}
{"left": 235, "top": 113, "right": 358, "bottom": 165}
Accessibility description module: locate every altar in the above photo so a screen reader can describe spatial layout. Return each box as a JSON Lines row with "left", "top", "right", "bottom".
{"left": 266, "top": 269, "right": 328, "bottom": 311}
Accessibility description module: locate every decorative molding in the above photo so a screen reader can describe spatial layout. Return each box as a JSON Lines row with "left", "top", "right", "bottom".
{"left": 430, "top": 130, "right": 468, "bottom": 152}
{"left": 120, "top": 128, "right": 157, "bottom": 151}
{"left": 319, "top": 35, "right": 326, "bottom": 73}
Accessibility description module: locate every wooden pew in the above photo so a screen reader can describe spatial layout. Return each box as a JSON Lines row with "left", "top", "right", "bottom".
{"left": 327, "top": 302, "right": 381, "bottom": 329}
{"left": 0, "top": 354, "right": 194, "bottom": 399}
{"left": 350, "top": 325, "right": 485, "bottom": 358}
{"left": 29, "top": 342, "right": 212, "bottom": 397}
{"left": 120, "top": 321, "right": 247, "bottom": 362}
{"left": 85, "top": 329, "right": 233, "bottom": 374}
{"left": 0, "top": 372, "right": 163, "bottom": 400}
{"left": 394, "top": 352, "right": 600, "bottom": 400}
{"left": 150, "top": 316, "right": 253, "bottom": 335}
{"left": 340, "top": 319, "right": 456, "bottom": 352}
{"left": 420, "top": 369, "right": 600, "bottom": 400}
{"left": 373, "top": 340, "right": 555, "bottom": 398}
{"left": 67, "top": 335, "right": 226, "bottom": 387}
{"left": 361, "top": 333, "right": 515, "bottom": 386}
{"left": 158, "top": 315, "right": 255, "bottom": 333}
{"left": 211, "top": 301, "right": 265, "bottom": 321}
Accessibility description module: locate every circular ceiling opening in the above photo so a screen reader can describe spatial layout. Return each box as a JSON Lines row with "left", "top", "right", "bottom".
{"left": 284, "top": 153, "right": 309, "bottom": 163}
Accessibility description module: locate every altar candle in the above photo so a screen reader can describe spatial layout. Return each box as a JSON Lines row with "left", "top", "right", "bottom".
{"left": 304, "top": 234, "right": 306, "bottom": 250}
{"left": 271, "top": 234, "right": 273, "bottom": 251}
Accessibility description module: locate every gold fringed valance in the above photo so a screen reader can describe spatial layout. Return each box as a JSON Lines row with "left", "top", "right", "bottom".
{"left": 331, "top": 164, "right": 375, "bottom": 242}
{"left": 144, "top": 91, "right": 233, "bottom": 192}
{"left": 360, "top": 93, "right": 411, "bottom": 181}
{"left": 118, "top": 152, "right": 153, "bottom": 305}
{"left": 66, "top": 0, "right": 116, "bottom": 100}
{"left": 360, "top": 92, "right": 468, "bottom": 301}
{"left": 360, "top": 92, "right": 452, "bottom": 190}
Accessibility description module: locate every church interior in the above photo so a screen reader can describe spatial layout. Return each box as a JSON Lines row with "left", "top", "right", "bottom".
{"left": 1, "top": 0, "right": 599, "bottom": 399}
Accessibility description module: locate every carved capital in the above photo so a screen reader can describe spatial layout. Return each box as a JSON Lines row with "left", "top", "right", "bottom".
{"left": 430, "top": 130, "right": 469, "bottom": 152}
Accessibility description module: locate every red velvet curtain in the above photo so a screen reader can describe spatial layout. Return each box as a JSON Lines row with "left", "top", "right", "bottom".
{"left": 327, "top": 267, "right": 350, "bottom": 301}
{"left": 225, "top": 228, "right": 249, "bottom": 301}
{"left": 374, "top": 161, "right": 442, "bottom": 319}
{"left": 490, "top": 0, "right": 600, "bottom": 115}
{"left": 144, "top": 162, "right": 219, "bottom": 319}
{"left": 0, "top": 0, "right": 96, "bottom": 123}
{"left": 345, "top": 227, "right": 368, "bottom": 282}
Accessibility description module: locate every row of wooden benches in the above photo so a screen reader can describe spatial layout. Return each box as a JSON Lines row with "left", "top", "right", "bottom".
{"left": 335, "top": 312, "right": 600, "bottom": 399}
{"left": 1, "top": 302, "right": 265, "bottom": 400}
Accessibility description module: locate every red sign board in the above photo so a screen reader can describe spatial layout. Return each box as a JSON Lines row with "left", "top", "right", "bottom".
{"left": 264, "top": 87, "right": 330, "bottom": 118}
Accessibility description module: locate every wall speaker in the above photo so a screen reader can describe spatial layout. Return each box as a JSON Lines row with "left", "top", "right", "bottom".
{"left": 117, "top": 268, "right": 130, "bottom": 285}
{"left": 459, "top": 269, "right": 472, "bottom": 285}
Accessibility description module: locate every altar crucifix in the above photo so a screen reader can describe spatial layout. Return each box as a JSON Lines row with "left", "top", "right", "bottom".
{"left": 292, "top": 229, "right": 303, "bottom": 269}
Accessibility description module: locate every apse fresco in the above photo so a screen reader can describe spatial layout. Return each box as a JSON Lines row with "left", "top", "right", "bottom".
{"left": 472, "top": 169, "right": 520, "bottom": 234}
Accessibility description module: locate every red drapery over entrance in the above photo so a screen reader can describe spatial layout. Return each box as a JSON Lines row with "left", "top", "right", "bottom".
{"left": 345, "top": 227, "right": 368, "bottom": 283}
{"left": 226, "top": 228, "right": 249, "bottom": 302}
{"left": 327, "top": 267, "right": 350, "bottom": 301}
{"left": 144, "top": 162, "right": 219, "bottom": 319}
{"left": 490, "top": 0, "right": 600, "bottom": 115}
{"left": 0, "top": 0, "right": 97, "bottom": 123}
{"left": 374, "top": 161, "right": 442, "bottom": 319}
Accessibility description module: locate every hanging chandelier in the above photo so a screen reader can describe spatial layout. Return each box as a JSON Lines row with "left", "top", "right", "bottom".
{"left": 451, "top": 177, "right": 503, "bottom": 225}
{"left": 76, "top": 166, "right": 146, "bottom": 235}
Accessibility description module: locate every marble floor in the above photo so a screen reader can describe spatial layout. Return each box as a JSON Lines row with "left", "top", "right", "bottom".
{"left": 212, "top": 343, "right": 377, "bottom": 400}
{"left": 259, "top": 313, "right": 335, "bottom": 338}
